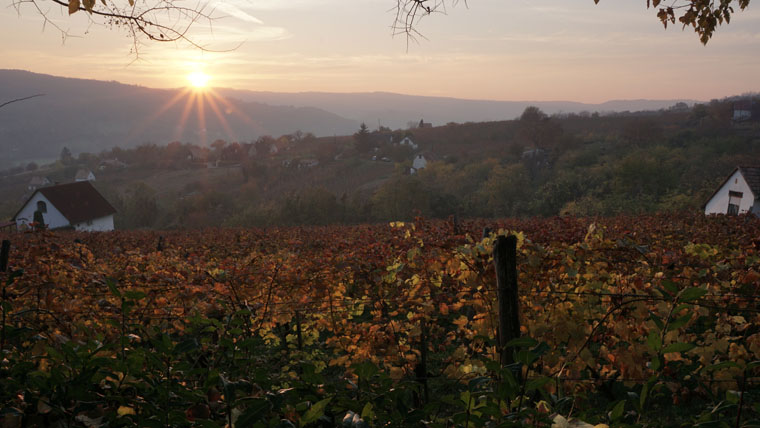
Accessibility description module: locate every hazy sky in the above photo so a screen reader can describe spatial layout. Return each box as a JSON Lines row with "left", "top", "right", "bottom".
{"left": 1, "top": 0, "right": 758, "bottom": 103}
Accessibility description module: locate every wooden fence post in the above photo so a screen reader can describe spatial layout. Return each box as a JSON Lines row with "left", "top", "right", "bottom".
{"left": 1, "top": 240, "right": 10, "bottom": 353}
{"left": 419, "top": 318, "right": 429, "bottom": 403}
{"left": 295, "top": 310, "right": 303, "bottom": 351}
{"left": 0, "top": 240, "right": 8, "bottom": 273}
{"left": 493, "top": 235, "right": 520, "bottom": 367}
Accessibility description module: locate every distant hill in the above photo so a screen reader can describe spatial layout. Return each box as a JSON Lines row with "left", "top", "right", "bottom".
{"left": 214, "top": 89, "right": 699, "bottom": 129}
{"left": 0, "top": 70, "right": 358, "bottom": 167}
{"left": 0, "top": 69, "right": 700, "bottom": 167}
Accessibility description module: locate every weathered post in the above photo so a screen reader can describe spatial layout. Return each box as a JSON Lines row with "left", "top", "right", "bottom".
{"left": 0, "top": 240, "right": 9, "bottom": 273}
{"left": 493, "top": 235, "right": 520, "bottom": 367}
{"left": 1, "top": 240, "right": 10, "bottom": 352}
{"left": 295, "top": 310, "right": 303, "bottom": 351}
{"left": 419, "top": 318, "right": 429, "bottom": 403}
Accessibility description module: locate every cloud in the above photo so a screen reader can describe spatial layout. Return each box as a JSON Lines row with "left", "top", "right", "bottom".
{"left": 210, "top": 1, "right": 263, "bottom": 24}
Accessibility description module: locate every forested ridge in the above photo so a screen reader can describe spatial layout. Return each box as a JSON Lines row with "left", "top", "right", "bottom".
{"left": 2, "top": 97, "right": 759, "bottom": 228}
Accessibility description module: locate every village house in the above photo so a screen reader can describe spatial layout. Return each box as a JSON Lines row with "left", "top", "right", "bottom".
{"left": 704, "top": 166, "right": 760, "bottom": 216}
{"left": 12, "top": 181, "right": 117, "bottom": 231}
{"left": 410, "top": 153, "right": 436, "bottom": 174}
{"left": 187, "top": 146, "right": 210, "bottom": 162}
{"left": 74, "top": 169, "right": 96, "bottom": 182}
{"left": 27, "top": 176, "right": 51, "bottom": 191}
{"left": 244, "top": 143, "right": 257, "bottom": 158}
{"left": 733, "top": 100, "right": 759, "bottom": 122}
{"left": 298, "top": 158, "right": 320, "bottom": 169}
{"left": 98, "top": 159, "right": 126, "bottom": 171}
{"left": 265, "top": 137, "right": 291, "bottom": 156}
{"left": 521, "top": 148, "right": 546, "bottom": 159}
{"left": 399, "top": 136, "right": 418, "bottom": 150}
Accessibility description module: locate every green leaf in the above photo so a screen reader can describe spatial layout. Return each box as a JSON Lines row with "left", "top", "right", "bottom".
{"left": 679, "top": 287, "right": 707, "bottom": 302}
{"left": 124, "top": 291, "right": 146, "bottom": 301}
{"left": 651, "top": 355, "right": 661, "bottom": 371}
{"left": 525, "top": 376, "right": 551, "bottom": 392}
{"left": 661, "top": 279, "right": 678, "bottom": 294}
{"left": 352, "top": 361, "right": 378, "bottom": 380}
{"left": 647, "top": 331, "right": 661, "bottom": 352}
{"left": 299, "top": 397, "right": 331, "bottom": 427}
{"left": 174, "top": 338, "right": 199, "bottom": 355}
{"left": 706, "top": 361, "right": 739, "bottom": 371}
{"left": 235, "top": 398, "right": 271, "bottom": 426}
{"left": 726, "top": 390, "right": 740, "bottom": 404}
{"left": 505, "top": 337, "right": 538, "bottom": 348}
{"left": 467, "top": 376, "right": 491, "bottom": 392}
{"left": 107, "top": 279, "right": 121, "bottom": 298}
{"left": 610, "top": 400, "right": 626, "bottom": 421}
{"left": 649, "top": 312, "right": 664, "bottom": 330}
{"left": 662, "top": 342, "right": 695, "bottom": 354}
{"left": 639, "top": 382, "right": 649, "bottom": 410}
{"left": 360, "top": 403, "right": 374, "bottom": 421}
{"left": 667, "top": 314, "right": 692, "bottom": 332}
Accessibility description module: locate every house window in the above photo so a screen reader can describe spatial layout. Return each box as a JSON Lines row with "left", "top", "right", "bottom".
{"left": 728, "top": 191, "right": 743, "bottom": 215}
{"left": 36, "top": 200, "right": 47, "bottom": 213}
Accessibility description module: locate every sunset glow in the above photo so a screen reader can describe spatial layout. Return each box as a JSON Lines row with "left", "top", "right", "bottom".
{"left": 1, "top": 1, "right": 758, "bottom": 103}
{"left": 187, "top": 71, "right": 210, "bottom": 89}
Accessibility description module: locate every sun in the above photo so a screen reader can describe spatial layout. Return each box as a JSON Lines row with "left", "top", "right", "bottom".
{"left": 187, "top": 71, "right": 211, "bottom": 89}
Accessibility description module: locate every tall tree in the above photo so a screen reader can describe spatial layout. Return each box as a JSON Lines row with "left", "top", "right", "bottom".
{"left": 59, "top": 146, "right": 73, "bottom": 165}
{"left": 354, "top": 123, "right": 373, "bottom": 153}
{"left": 517, "top": 106, "right": 562, "bottom": 151}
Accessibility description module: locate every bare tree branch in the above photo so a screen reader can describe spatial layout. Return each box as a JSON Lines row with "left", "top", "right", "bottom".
{"left": 0, "top": 94, "right": 45, "bottom": 111}
{"left": 394, "top": 0, "right": 750, "bottom": 45}
{"left": 11, "top": 0, "right": 231, "bottom": 56}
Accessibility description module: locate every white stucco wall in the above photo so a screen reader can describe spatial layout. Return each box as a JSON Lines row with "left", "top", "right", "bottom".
{"left": 412, "top": 155, "right": 427, "bottom": 170}
{"left": 73, "top": 214, "right": 114, "bottom": 232}
{"left": 400, "top": 137, "right": 418, "bottom": 150}
{"left": 733, "top": 110, "right": 752, "bottom": 121}
{"left": 14, "top": 193, "right": 70, "bottom": 229}
{"left": 705, "top": 170, "right": 756, "bottom": 215}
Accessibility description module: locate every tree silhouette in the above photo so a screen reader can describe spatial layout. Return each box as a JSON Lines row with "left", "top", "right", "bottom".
{"left": 354, "top": 123, "right": 373, "bottom": 154}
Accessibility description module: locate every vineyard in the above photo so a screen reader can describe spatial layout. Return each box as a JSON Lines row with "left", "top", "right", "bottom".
{"left": 0, "top": 214, "right": 758, "bottom": 427}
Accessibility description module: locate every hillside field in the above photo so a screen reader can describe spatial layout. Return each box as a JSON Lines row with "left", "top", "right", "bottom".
{"left": 0, "top": 214, "right": 758, "bottom": 427}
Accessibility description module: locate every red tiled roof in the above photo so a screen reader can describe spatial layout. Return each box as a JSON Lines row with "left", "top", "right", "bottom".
{"left": 13, "top": 181, "right": 116, "bottom": 224}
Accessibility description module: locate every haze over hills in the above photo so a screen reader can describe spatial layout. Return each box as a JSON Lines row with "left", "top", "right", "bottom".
{"left": 1, "top": 69, "right": 701, "bottom": 167}
{"left": 215, "top": 89, "right": 699, "bottom": 129}
{"left": 0, "top": 70, "right": 357, "bottom": 167}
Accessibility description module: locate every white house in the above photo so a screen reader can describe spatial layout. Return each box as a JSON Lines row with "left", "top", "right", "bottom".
{"left": 521, "top": 148, "right": 546, "bottom": 159}
{"left": 98, "top": 159, "right": 126, "bottom": 171}
{"left": 12, "top": 181, "right": 117, "bottom": 231}
{"left": 399, "top": 137, "right": 418, "bottom": 150}
{"left": 28, "top": 176, "right": 51, "bottom": 191}
{"left": 412, "top": 154, "right": 428, "bottom": 170}
{"left": 75, "top": 169, "right": 96, "bottom": 182}
{"left": 704, "top": 167, "right": 760, "bottom": 216}
{"left": 298, "top": 158, "right": 320, "bottom": 169}
{"left": 732, "top": 101, "right": 756, "bottom": 122}
{"left": 410, "top": 153, "right": 434, "bottom": 174}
